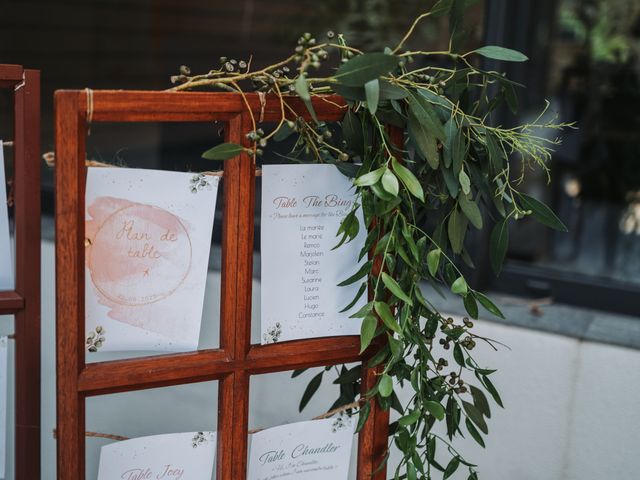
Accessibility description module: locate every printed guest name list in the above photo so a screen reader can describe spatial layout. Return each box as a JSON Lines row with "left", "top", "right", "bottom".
{"left": 261, "top": 164, "right": 365, "bottom": 344}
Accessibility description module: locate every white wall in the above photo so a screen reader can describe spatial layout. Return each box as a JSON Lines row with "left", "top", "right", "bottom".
{"left": 16, "top": 241, "right": 637, "bottom": 478}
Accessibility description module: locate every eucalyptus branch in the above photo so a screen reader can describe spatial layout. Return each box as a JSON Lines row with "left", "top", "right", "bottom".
{"left": 185, "top": 4, "right": 570, "bottom": 479}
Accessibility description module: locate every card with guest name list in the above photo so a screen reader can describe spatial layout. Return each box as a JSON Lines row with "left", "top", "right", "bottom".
{"left": 260, "top": 164, "right": 365, "bottom": 344}
{"left": 247, "top": 418, "right": 354, "bottom": 480}
{"left": 0, "top": 143, "right": 14, "bottom": 291}
{"left": 85, "top": 168, "right": 219, "bottom": 352}
{"left": 97, "top": 431, "right": 217, "bottom": 480}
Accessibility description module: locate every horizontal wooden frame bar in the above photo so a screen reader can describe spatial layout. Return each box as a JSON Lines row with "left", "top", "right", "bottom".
{"left": 77, "top": 336, "right": 363, "bottom": 396}
{"left": 0, "top": 291, "right": 25, "bottom": 313}
{"left": 0, "top": 64, "right": 23, "bottom": 88}
{"left": 78, "top": 349, "right": 231, "bottom": 396}
{"left": 56, "top": 89, "right": 347, "bottom": 123}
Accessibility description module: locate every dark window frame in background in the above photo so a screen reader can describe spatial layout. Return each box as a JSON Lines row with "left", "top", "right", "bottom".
{"left": 480, "top": 0, "right": 640, "bottom": 317}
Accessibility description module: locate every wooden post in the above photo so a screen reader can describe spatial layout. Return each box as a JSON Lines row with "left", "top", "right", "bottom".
{"left": 0, "top": 64, "right": 41, "bottom": 480}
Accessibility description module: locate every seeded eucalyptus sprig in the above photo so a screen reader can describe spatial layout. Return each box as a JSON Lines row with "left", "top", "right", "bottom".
{"left": 175, "top": 2, "right": 571, "bottom": 478}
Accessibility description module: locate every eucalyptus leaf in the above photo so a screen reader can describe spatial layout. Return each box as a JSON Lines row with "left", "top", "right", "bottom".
{"left": 475, "top": 292, "right": 505, "bottom": 319}
{"left": 338, "top": 261, "right": 371, "bottom": 286}
{"left": 443, "top": 456, "right": 460, "bottom": 479}
{"left": 365, "top": 79, "right": 380, "bottom": 115}
{"left": 381, "top": 272, "right": 413, "bottom": 305}
{"left": 454, "top": 343, "right": 465, "bottom": 367}
{"left": 459, "top": 194, "right": 483, "bottom": 229}
{"left": 342, "top": 109, "right": 364, "bottom": 156}
{"left": 484, "top": 130, "right": 505, "bottom": 174}
{"left": 299, "top": 371, "right": 323, "bottom": 412}
{"left": 360, "top": 314, "right": 378, "bottom": 353}
{"left": 295, "top": 75, "right": 319, "bottom": 123}
{"left": 443, "top": 119, "right": 457, "bottom": 168}
{"left": 451, "top": 276, "right": 468, "bottom": 295}
{"left": 356, "top": 401, "right": 371, "bottom": 433}
{"left": 273, "top": 123, "right": 294, "bottom": 142}
{"left": 407, "top": 462, "right": 417, "bottom": 480}
{"left": 518, "top": 193, "right": 568, "bottom": 232}
{"left": 465, "top": 418, "right": 486, "bottom": 448}
{"left": 332, "top": 83, "right": 366, "bottom": 101}
{"left": 335, "top": 162, "right": 360, "bottom": 178}
{"left": 425, "top": 400, "right": 446, "bottom": 421}
{"left": 399, "top": 409, "right": 422, "bottom": 427}
{"left": 381, "top": 168, "right": 400, "bottom": 196}
{"left": 448, "top": 208, "right": 468, "bottom": 254}
{"left": 354, "top": 167, "right": 385, "bottom": 187}
{"left": 378, "top": 373, "right": 394, "bottom": 397}
{"left": 291, "top": 368, "right": 308, "bottom": 378}
{"left": 459, "top": 170, "right": 471, "bottom": 195}
{"left": 379, "top": 80, "right": 409, "bottom": 99}
{"left": 462, "top": 401, "right": 488, "bottom": 434}
{"left": 482, "top": 374, "right": 504, "bottom": 408}
{"left": 392, "top": 157, "right": 424, "bottom": 200}
{"left": 442, "top": 166, "right": 460, "bottom": 198}
{"left": 470, "top": 385, "right": 491, "bottom": 419}
{"left": 408, "top": 110, "right": 440, "bottom": 169}
{"left": 427, "top": 249, "right": 441, "bottom": 277}
{"left": 489, "top": 218, "right": 509, "bottom": 275}
{"left": 474, "top": 45, "right": 529, "bottom": 62}
{"left": 374, "top": 301, "right": 402, "bottom": 334}
{"left": 419, "top": 88, "right": 452, "bottom": 110}
{"left": 335, "top": 52, "right": 400, "bottom": 87}
{"left": 463, "top": 293, "right": 479, "bottom": 319}
{"left": 408, "top": 93, "right": 446, "bottom": 142}
{"left": 452, "top": 126, "right": 466, "bottom": 174}
{"left": 202, "top": 143, "right": 244, "bottom": 160}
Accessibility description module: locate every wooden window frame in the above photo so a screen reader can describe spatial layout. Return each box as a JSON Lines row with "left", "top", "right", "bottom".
{"left": 0, "top": 64, "right": 41, "bottom": 480}
{"left": 55, "top": 89, "right": 391, "bottom": 479}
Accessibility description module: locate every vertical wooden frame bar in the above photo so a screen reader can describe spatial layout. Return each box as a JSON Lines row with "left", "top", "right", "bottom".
{"left": 229, "top": 110, "right": 255, "bottom": 479}
{"left": 216, "top": 113, "right": 243, "bottom": 480}
{"left": 13, "top": 68, "right": 42, "bottom": 480}
{"left": 54, "top": 90, "right": 391, "bottom": 480}
{"left": 55, "top": 90, "right": 87, "bottom": 479}
{"left": 0, "top": 64, "right": 41, "bottom": 480}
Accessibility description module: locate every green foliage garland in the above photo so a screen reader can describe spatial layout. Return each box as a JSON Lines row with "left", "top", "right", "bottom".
{"left": 174, "top": 2, "right": 571, "bottom": 478}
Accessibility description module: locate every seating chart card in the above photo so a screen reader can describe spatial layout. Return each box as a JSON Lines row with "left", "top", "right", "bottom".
{"left": 260, "top": 164, "right": 365, "bottom": 344}
{"left": 0, "top": 143, "right": 13, "bottom": 291}
{"left": 247, "top": 418, "right": 354, "bottom": 480}
{"left": 97, "top": 431, "right": 217, "bottom": 480}
{"left": 0, "top": 337, "right": 7, "bottom": 478}
{"left": 85, "top": 168, "right": 219, "bottom": 352}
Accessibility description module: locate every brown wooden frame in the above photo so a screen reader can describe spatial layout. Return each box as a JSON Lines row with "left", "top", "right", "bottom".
{"left": 0, "top": 64, "right": 41, "bottom": 480}
{"left": 55, "top": 89, "right": 391, "bottom": 479}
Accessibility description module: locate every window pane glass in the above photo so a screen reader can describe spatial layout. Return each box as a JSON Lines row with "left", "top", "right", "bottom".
{"left": 505, "top": 0, "right": 640, "bottom": 291}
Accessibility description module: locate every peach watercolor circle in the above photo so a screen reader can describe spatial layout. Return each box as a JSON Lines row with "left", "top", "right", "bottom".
{"left": 88, "top": 203, "right": 192, "bottom": 306}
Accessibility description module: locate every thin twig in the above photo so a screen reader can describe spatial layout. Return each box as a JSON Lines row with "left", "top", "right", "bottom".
{"left": 42, "top": 152, "right": 261, "bottom": 176}
{"left": 392, "top": 11, "right": 435, "bottom": 54}
{"left": 62, "top": 400, "right": 363, "bottom": 441}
